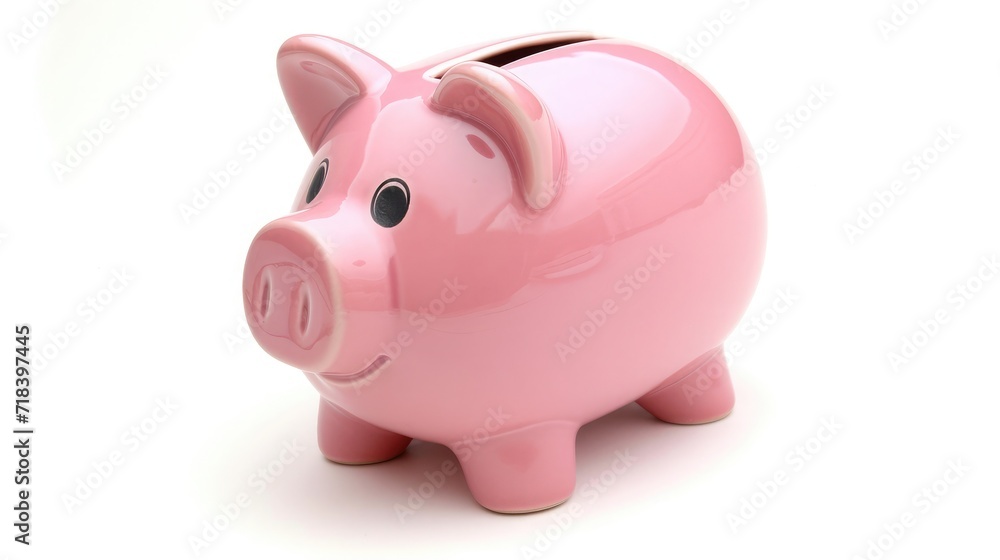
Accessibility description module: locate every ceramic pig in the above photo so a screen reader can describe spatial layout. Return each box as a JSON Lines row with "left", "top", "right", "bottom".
{"left": 242, "top": 31, "right": 766, "bottom": 513}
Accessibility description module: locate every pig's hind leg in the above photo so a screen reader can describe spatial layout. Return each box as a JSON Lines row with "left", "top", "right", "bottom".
{"left": 317, "top": 398, "right": 412, "bottom": 464}
{"left": 636, "top": 346, "right": 735, "bottom": 424}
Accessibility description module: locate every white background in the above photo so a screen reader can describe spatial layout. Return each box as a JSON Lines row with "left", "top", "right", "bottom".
{"left": 2, "top": 0, "right": 998, "bottom": 558}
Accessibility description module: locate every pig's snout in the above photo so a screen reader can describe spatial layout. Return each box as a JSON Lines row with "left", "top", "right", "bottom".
{"left": 243, "top": 222, "right": 341, "bottom": 372}
{"left": 249, "top": 264, "right": 329, "bottom": 349}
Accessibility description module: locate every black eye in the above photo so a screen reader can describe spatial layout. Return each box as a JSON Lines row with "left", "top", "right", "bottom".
{"left": 371, "top": 179, "right": 410, "bottom": 228}
{"left": 305, "top": 159, "right": 328, "bottom": 204}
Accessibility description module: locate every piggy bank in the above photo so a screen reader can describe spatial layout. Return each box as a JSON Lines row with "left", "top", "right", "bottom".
{"left": 243, "top": 31, "right": 766, "bottom": 513}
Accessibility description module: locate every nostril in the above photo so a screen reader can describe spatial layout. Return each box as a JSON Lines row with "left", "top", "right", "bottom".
{"left": 259, "top": 276, "right": 271, "bottom": 320}
{"left": 299, "top": 287, "right": 310, "bottom": 335}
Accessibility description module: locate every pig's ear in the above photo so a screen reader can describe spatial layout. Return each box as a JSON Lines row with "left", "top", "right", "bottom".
{"left": 430, "top": 62, "right": 564, "bottom": 210}
{"left": 277, "top": 35, "right": 393, "bottom": 153}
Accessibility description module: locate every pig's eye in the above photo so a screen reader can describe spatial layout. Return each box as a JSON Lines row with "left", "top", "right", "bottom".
{"left": 370, "top": 178, "right": 410, "bottom": 228}
{"left": 305, "top": 159, "right": 329, "bottom": 204}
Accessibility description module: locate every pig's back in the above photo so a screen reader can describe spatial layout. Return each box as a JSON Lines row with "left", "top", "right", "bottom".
{"left": 504, "top": 39, "right": 750, "bottom": 241}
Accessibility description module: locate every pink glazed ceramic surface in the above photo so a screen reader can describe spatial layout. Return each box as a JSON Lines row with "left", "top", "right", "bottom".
{"left": 242, "top": 31, "right": 767, "bottom": 513}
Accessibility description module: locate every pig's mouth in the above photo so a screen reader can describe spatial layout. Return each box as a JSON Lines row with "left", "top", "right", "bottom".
{"left": 316, "top": 354, "right": 390, "bottom": 383}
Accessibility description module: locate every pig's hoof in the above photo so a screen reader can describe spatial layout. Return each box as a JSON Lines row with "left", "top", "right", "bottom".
{"left": 317, "top": 399, "right": 411, "bottom": 464}
{"left": 454, "top": 421, "right": 578, "bottom": 513}
{"left": 637, "top": 346, "right": 735, "bottom": 425}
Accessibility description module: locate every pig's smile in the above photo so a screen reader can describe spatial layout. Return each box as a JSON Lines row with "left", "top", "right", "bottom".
{"left": 316, "top": 354, "right": 390, "bottom": 383}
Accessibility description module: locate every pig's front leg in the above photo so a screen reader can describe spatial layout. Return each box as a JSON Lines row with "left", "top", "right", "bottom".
{"left": 636, "top": 346, "right": 735, "bottom": 424}
{"left": 453, "top": 421, "right": 578, "bottom": 513}
{"left": 317, "top": 399, "right": 412, "bottom": 464}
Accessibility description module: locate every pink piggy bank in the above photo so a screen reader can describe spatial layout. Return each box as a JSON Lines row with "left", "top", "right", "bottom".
{"left": 243, "top": 31, "right": 766, "bottom": 513}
